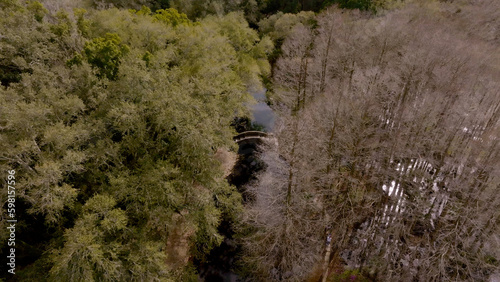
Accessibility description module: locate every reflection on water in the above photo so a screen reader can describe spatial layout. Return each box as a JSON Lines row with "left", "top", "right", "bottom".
{"left": 251, "top": 89, "right": 275, "bottom": 131}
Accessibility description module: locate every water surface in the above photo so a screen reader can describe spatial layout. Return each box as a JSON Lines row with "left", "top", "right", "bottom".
{"left": 251, "top": 89, "right": 275, "bottom": 131}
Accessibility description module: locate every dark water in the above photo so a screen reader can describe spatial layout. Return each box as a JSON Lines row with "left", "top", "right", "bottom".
{"left": 197, "top": 139, "right": 266, "bottom": 282}
{"left": 195, "top": 219, "right": 242, "bottom": 282}
{"left": 196, "top": 91, "right": 274, "bottom": 281}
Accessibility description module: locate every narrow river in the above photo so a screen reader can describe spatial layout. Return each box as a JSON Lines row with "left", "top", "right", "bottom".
{"left": 195, "top": 90, "right": 275, "bottom": 281}
{"left": 250, "top": 89, "right": 275, "bottom": 131}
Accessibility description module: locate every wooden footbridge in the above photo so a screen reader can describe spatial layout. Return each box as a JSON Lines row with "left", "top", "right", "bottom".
{"left": 233, "top": 131, "right": 277, "bottom": 146}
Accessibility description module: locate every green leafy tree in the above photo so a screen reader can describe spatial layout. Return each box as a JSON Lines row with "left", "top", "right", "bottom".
{"left": 153, "top": 7, "right": 192, "bottom": 26}
{"left": 49, "top": 194, "right": 129, "bottom": 281}
{"left": 81, "top": 33, "right": 130, "bottom": 80}
{"left": 74, "top": 8, "right": 91, "bottom": 36}
{"left": 27, "top": 1, "right": 48, "bottom": 22}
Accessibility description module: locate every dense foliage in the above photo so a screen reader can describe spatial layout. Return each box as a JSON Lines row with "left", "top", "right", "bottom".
{"left": 1, "top": 0, "right": 499, "bottom": 281}
{"left": 0, "top": 1, "right": 270, "bottom": 280}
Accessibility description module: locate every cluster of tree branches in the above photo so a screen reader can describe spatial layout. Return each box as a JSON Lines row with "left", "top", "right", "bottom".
{"left": 241, "top": 1, "right": 500, "bottom": 281}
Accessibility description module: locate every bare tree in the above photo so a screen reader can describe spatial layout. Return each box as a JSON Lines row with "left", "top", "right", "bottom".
{"left": 240, "top": 23, "right": 325, "bottom": 281}
{"left": 249, "top": 2, "right": 500, "bottom": 281}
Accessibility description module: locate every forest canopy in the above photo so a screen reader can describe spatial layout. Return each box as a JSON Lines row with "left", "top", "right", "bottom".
{"left": 1, "top": 0, "right": 499, "bottom": 281}
{"left": 0, "top": 0, "right": 270, "bottom": 280}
